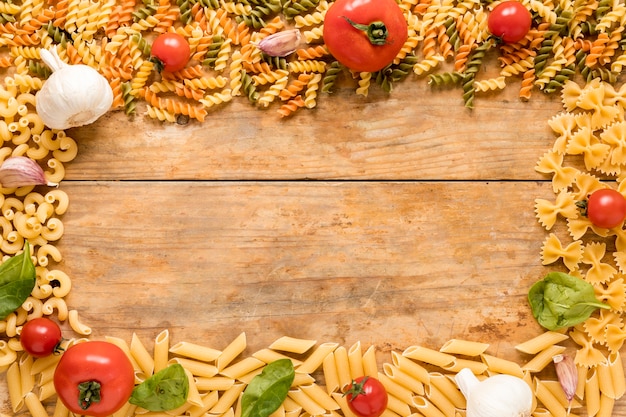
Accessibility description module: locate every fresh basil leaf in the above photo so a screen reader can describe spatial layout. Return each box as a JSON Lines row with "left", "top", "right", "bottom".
{"left": 129, "top": 363, "right": 189, "bottom": 411}
{"left": 241, "top": 359, "right": 295, "bottom": 417}
{"left": 0, "top": 243, "right": 35, "bottom": 320}
{"left": 528, "top": 271, "right": 610, "bottom": 330}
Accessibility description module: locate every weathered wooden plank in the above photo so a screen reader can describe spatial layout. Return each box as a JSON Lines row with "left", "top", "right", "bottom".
{"left": 42, "top": 181, "right": 552, "bottom": 353}
{"left": 65, "top": 81, "right": 565, "bottom": 181}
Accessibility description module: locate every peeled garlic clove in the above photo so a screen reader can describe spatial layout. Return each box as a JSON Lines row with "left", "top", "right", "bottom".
{"left": 36, "top": 47, "right": 113, "bottom": 130}
{"left": 0, "top": 156, "right": 56, "bottom": 188}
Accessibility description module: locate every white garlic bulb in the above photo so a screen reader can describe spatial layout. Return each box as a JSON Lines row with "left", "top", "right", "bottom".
{"left": 455, "top": 368, "right": 533, "bottom": 417}
{"left": 36, "top": 47, "right": 113, "bottom": 130}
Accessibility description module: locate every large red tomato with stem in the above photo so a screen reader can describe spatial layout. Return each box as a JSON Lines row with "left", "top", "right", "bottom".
{"left": 487, "top": 1, "right": 532, "bottom": 44}
{"left": 54, "top": 341, "right": 135, "bottom": 417}
{"left": 323, "top": 0, "right": 408, "bottom": 72}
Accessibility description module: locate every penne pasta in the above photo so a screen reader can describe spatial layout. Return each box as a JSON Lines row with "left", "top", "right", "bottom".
{"left": 377, "top": 371, "right": 414, "bottom": 405}
{"left": 220, "top": 356, "right": 265, "bottom": 380}
{"left": 7, "top": 362, "right": 23, "bottom": 413}
{"left": 253, "top": 348, "right": 302, "bottom": 366}
{"left": 288, "top": 386, "right": 327, "bottom": 416}
{"left": 186, "top": 390, "right": 219, "bottom": 417}
{"left": 323, "top": 350, "right": 340, "bottom": 394}
{"left": 515, "top": 331, "right": 569, "bottom": 355}
{"left": 521, "top": 345, "right": 566, "bottom": 373}
{"left": 24, "top": 391, "right": 48, "bottom": 417}
{"left": 348, "top": 341, "right": 364, "bottom": 379}
{"left": 439, "top": 339, "right": 489, "bottom": 357}
{"left": 480, "top": 354, "right": 524, "bottom": 378}
{"left": 269, "top": 336, "right": 317, "bottom": 354}
{"left": 184, "top": 369, "right": 204, "bottom": 408}
{"left": 402, "top": 345, "right": 455, "bottom": 368}
{"left": 425, "top": 381, "right": 457, "bottom": 417}
{"left": 194, "top": 376, "right": 236, "bottom": 392}
{"left": 217, "top": 332, "right": 247, "bottom": 371}
{"left": 297, "top": 342, "right": 339, "bottom": 374}
{"left": 429, "top": 372, "right": 466, "bottom": 409}
{"left": 169, "top": 357, "right": 218, "bottom": 378}
{"left": 334, "top": 346, "right": 352, "bottom": 391}
{"left": 383, "top": 363, "right": 425, "bottom": 395}
{"left": 154, "top": 329, "right": 170, "bottom": 373}
{"left": 301, "top": 383, "right": 341, "bottom": 411}
{"left": 534, "top": 377, "right": 567, "bottom": 417}
{"left": 392, "top": 351, "right": 430, "bottom": 385}
{"left": 608, "top": 351, "right": 626, "bottom": 399}
{"left": 412, "top": 395, "right": 446, "bottom": 417}
{"left": 130, "top": 333, "right": 155, "bottom": 378}
{"left": 362, "top": 345, "right": 378, "bottom": 378}
{"left": 169, "top": 341, "right": 221, "bottom": 363}
{"left": 210, "top": 382, "right": 246, "bottom": 414}
{"left": 586, "top": 367, "right": 601, "bottom": 417}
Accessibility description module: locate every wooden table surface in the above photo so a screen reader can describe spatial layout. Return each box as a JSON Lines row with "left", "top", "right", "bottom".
{"left": 1, "top": 71, "right": 623, "bottom": 414}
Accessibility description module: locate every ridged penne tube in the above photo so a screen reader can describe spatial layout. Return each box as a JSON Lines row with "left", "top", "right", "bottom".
{"left": 297, "top": 342, "right": 338, "bottom": 374}
{"left": 402, "top": 346, "right": 455, "bottom": 368}
{"left": 7, "top": 362, "right": 23, "bottom": 412}
{"left": 216, "top": 332, "right": 246, "bottom": 371}
{"left": 253, "top": 348, "right": 302, "bottom": 366}
{"left": 209, "top": 382, "right": 245, "bottom": 414}
{"left": 392, "top": 351, "right": 430, "bottom": 384}
{"left": 194, "top": 376, "right": 235, "bottom": 392}
{"left": 154, "top": 329, "right": 170, "bottom": 373}
{"left": 130, "top": 333, "right": 154, "bottom": 378}
{"left": 439, "top": 338, "right": 490, "bottom": 356}
{"left": 186, "top": 390, "right": 219, "bottom": 417}
{"left": 220, "top": 356, "right": 265, "bottom": 379}
{"left": 170, "top": 357, "right": 218, "bottom": 378}
{"left": 269, "top": 336, "right": 317, "bottom": 354}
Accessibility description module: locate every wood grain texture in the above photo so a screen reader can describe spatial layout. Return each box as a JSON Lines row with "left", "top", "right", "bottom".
{"left": 1, "top": 74, "right": 623, "bottom": 414}
{"left": 42, "top": 181, "right": 551, "bottom": 353}
{"left": 65, "top": 82, "right": 565, "bottom": 181}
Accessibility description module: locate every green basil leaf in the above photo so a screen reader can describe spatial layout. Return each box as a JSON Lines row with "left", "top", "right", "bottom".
{"left": 528, "top": 271, "right": 611, "bottom": 330}
{"left": 129, "top": 363, "right": 189, "bottom": 411}
{"left": 0, "top": 243, "right": 35, "bottom": 320}
{"left": 241, "top": 359, "right": 295, "bottom": 417}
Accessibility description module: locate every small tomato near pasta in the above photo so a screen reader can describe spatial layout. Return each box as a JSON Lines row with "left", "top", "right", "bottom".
{"left": 585, "top": 188, "right": 626, "bottom": 229}
{"left": 20, "top": 317, "right": 63, "bottom": 358}
{"left": 54, "top": 341, "right": 135, "bottom": 417}
{"left": 344, "top": 376, "right": 388, "bottom": 417}
{"left": 487, "top": 1, "right": 532, "bottom": 44}
{"left": 150, "top": 33, "right": 191, "bottom": 73}
{"left": 322, "top": 0, "right": 408, "bottom": 72}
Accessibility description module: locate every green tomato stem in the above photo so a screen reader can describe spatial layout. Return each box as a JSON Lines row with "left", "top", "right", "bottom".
{"left": 342, "top": 17, "right": 389, "bottom": 45}
{"left": 78, "top": 381, "right": 102, "bottom": 410}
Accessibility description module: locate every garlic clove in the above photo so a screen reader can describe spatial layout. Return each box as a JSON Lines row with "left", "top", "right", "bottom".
{"left": 0, "top": 156, "right": 57, "bottom": 188}
{"left": 553, "top": 354, "right": 577, "bottom": 403}
{"left": 254, "top": 29, "right": 302, "bottom": 57}
{"left": 36, "top": 47, "right": 113, "bottom": 130}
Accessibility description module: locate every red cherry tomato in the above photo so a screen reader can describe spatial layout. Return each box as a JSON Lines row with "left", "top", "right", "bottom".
{"left": 586, "top": 188, "right": 626, "bottom": 229}
{"left": 151, "top": 33, "right": 191, "bottom": 72}
{"left": 487, "top": 1, "right": 532, "bottom": 44}
{"left": 344, "top": 376, "right": 388, "bottom": 417}
{"left": 20, "top": 317, "right": 63, "bottom": 358}
{"left": 54, "top": 341, "right": 135, "bottom": 417}
{"left": 323, "top": 0, "right": 408, "bottom": 72}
